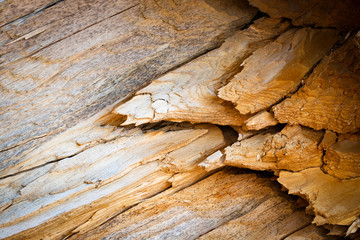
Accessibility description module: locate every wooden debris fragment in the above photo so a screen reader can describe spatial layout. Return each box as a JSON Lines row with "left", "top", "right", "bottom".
{"left": 224, "top": 125, "right": 324, "bottom": 172}
{"left": 199, "top": 150, "right": 225, "bottom": 172}
{"left": 272, "top": 34, "right": 360, "bottom": 133}
{"left": 218, "top": 28, "right": 339, "bottom": 115}
{"left": 278, "top": 168, "right": 360, "bottom": 226}
{"left": 113, "top": 17, "right": 290, "bottom": 126}
{"left": 242, "top": 110, "right": 278, "bottom": 130}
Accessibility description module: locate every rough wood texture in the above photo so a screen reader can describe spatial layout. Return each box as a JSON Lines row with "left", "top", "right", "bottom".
{"left": 248, "top": 0, "right": 360, "bottom": 30}
{"left": 113, "top": 17, "right": 289, "bottom": 126}
{"left": 218, "top": 28, "right": 339, "bottom": 115}
{"left": 242, "top": 110, "right": 278, "bottom": 130}
{"left": 0, "top": 0, "right": 257, "bottom": 175}
{"left": 278, "top": 168, "right": 360, "bottom": 226}
{"left": 0, "top": 0, "right": 57, "bottom": 27}
{"left": 224, "top": 125, "right": 324, "bottom": 172}
{"left": 323, "top": 139, "right": 360, "bottom": 180}
{"left": 272, "top": 34, "right": 360, "bottom": 134}
{"left": 0, "top": 120, "right": 226, "bottom": 239}
{"left": 72, "top": 168, "right": 313, "bottom": 240}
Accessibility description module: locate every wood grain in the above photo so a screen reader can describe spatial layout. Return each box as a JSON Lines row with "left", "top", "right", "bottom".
{"left": 218, "top": 28, "right": 339, "bottom": 115}
{"left": 272, "top": 34, "right": 360, "bottom": 133}
{"left": 113, "top": 17, "right": 289, "bottom": 126}
{"left": 0, "top": 0, "right": 257, "bottom": 175}
{"left": 0, "top": 122, "right": 226, "bottom": 239}
{"left": 72, "top": 168, "right": 312, "bottom": 240}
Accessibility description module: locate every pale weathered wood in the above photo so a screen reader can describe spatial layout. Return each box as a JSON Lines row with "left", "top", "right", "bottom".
{"left": 278, "top": 168, "right": 360, "bottom": 226}
{"left": 0, "top": 120, "right": 226, "bottom": 239}
{"left": 248, "top": 0, "right": 360, "bottom": 30}
{"left": 218, "top": 28, "right": 339, "bottom": 115}
{"left": 0, "top": 0, "right": 57, "bottom": 27}
{"left": 71, "top": 168, "right": 313, "bottom": 240}
{"left": 0, "top": 0, "right": 257, "bottom": 175}
{"left": 224, "top": 125, "right": 324, "bottom": 172}
{"left": 113, "top": 17, "right": 289, "bottom": 126}
{"left": 272, "top": 34, "right": 360, "bottom": 134}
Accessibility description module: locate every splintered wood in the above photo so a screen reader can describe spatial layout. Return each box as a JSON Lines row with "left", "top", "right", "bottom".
{"left": 114, "top": 18, "right": 290, "bottom": 126}
{"left": 218, "top": 28, "right": 339, "bottom": 115}
{"left": 272, "top": 34, "right": 360, "bottom": 133}
{"left": 278, "top": 168, "right": 360, "bottom": 226}
{"left": 0, "top": 121, "right": 226, "bottom": 239}
{"left": 224, "top": 125, "right": 324, "bottom": 172}
{"left": 1, "top": 0, "right": 360, "bottom": 238}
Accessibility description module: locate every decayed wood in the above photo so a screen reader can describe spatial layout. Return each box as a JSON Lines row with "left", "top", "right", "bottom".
{"left": 272, "top": 34, "right": 360, "bottom": 134}
{"left": 0, "top": 120, "right": 226, "bottom": 239}
{"left": 218, "top": 28, "right": 339, "bottom": 115}
{"left": 113, "top": 17, "right": 290, "bottom": 126}
{"left": 248, "top": 0, "right": 360, "bottom": 30}
{"left": 224, "top": 125, "right": 324, "bottom": 172}
{"left": 278, "top": 168, "right": 360, "bottom": 226}
{"left": 242, "top": 110, "right": 278, "bottom": 130}
{"left": 323, "top": 139, "right": 360, "bottom": 180}
{"left": 0, "top": 0, "right": 257, "bottom": 175}
{"left": 71, "top": 168, "right": 313, "bottom": 240}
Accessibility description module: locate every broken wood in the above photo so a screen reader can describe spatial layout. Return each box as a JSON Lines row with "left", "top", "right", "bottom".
{"left": 242, "top": 110, "right": 278, "bottom": 130}
{"left": 218, "top": 28, "right": 339, "bottom": 114}
{"left": 272, "top": 33, "right": 360, "bottom": 134}
{"left": 113, "top": 17, "right": 290, "bottom": 126}
{"left": 0, "top": 122, "right": 226, "bottom": 239}
{"left": 278, "top": 168, "right": 360, "bottom": 226}
{"left": 224, "top": 125, "right": 324, "bottom": 172}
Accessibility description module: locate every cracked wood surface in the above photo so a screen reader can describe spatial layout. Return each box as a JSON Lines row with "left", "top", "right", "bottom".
{"left": 323, "top": 139, "right": 360, "bottom": 180}
{"left": 71, "top": 168, "right": 313, "bottom": 240}
{"left": 278, "top": 168, "right": 360, "bottom": 226}
{"left": 0, "top": 0, "right": 257, "bottom": 175}
{"left": 224, "top": 125, "right": 324, "bottom": 172}
{"left": 272, "top": 33, "right": 360, "bottom": 134}
{"left": 113, "top": 17, "right": 289, "bottom": 126}
{"left": 0, "top": 120, "right": 227, "bottom": 239}
{"left": 218, "top": 27, "right": 339, "bottom": 115}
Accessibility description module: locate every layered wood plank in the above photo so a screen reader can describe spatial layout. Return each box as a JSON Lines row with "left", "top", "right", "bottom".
{"left": 0, "top": 120, "right": 227, "bottom": 239}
